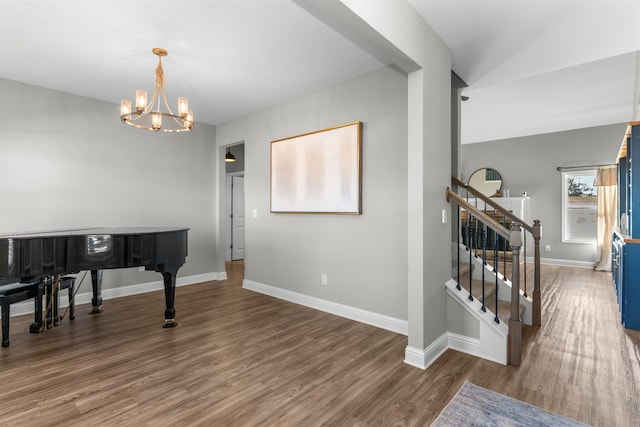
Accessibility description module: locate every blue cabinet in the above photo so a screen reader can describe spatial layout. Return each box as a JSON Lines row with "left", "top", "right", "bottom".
{"left": 612, "top": 230, "right": 640, "bottom": 329}
{"left": 614, "top": 122, "right": 640, "bottom": 330}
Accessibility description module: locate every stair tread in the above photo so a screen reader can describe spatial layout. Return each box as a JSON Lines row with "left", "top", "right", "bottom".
{"left": 454, "top": 262, "right": 473, "bottom": 277}
{"left": 458, "top": 279, "right": 497, "bottom": 302}
{"left": 452, "top": 258, "right": 527, "bottom": 327}
{"left": 472, "top": 248, "right": 513, "bottom": 263}
{"left": 496, "top": 299, "right": 526, "bottom": 325}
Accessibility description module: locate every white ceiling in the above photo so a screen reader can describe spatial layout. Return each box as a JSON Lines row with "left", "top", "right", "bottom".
{"left": 1, "top": 1, "right": 639, "bottom": 144}
{"left": 411, "top": 0, "right": 640, "bottom": 143}
{"left": 0, "top": 0, "right": 384, "bottom": 127}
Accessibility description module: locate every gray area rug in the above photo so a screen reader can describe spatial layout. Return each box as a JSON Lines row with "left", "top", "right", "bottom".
{"left": 432, "top": 381, "right": 591, "bottom": 426}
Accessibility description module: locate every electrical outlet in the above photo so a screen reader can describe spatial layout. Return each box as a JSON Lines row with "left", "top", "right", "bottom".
{"left": 321, "top": 274, "right": 327, "bottom": 285}
{"left": 545, "top": 245, "right": 551, "bottom": 252}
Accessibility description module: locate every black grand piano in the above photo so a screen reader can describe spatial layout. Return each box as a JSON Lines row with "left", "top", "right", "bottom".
{"left": 0, "top": 227, "right": 188, "bottom": 332}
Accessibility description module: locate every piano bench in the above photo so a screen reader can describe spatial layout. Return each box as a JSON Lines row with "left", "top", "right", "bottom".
{"left": 32, "top": 276, "right": 76, "bottom": 334}
{"left": 0, "top": 281, "right": 39, "bottom": 348}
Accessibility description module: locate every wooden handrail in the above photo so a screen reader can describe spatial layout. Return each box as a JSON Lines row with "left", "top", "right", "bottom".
{"left": 451, "top": 176, "right": 466, "bottom": 188}
{"left": 452, "top": 176, "right": 542, "bottom": 326}
{"left": 448, "top": 185, "right": 526, "bottom": 366}
{"left": 446, "top": 187, "right": 511, "bottom": 240}
{"left": 452, "top": 176, "right": 533, "bottom": 234}
{"left": 448, "top": 178, "right": 544, "bottom": 364}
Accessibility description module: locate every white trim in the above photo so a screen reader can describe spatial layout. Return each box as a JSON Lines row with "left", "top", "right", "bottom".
{"left": 445, "top": 280, "right": 508, "bottom": 337}
{"left": 3, "top": 271, "right": 225, "bottom": 318}
{"left": 447, "top": 331, "right": 506, "bottom": 365}
{"left": 404, "top": 329, "right": 509, "bottom": 370}
{"left": 447, "top": 332, "right": 480, "bottom": 355}
{"left": 527, "top": 256, "right": 595, "bottom": 269}
{"left": 561, "top": 169, "right": 598, "bottom": 244}
{"left": 444, "top": 279, "right": 508, "bottom": 365}
{"left": 242, "top": 279, "right": 408, "bottom": 335}
{"left": 403, "top": 333, "right": 449, "bottom": 370}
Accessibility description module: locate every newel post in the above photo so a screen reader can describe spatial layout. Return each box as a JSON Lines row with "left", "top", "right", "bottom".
{"left": 508, "top": 223, "right": 523, "bottom": 367}
{"left": 532, "top": 220, "right": 542, "bottom": 326}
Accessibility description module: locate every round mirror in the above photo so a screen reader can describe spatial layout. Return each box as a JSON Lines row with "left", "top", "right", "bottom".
{"left": 468, "top": 168, "right": 503, "bottom": 198}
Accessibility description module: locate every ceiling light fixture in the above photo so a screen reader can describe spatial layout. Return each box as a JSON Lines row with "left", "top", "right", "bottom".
{"left": 120, "top": 48, "right": 194, "bottom": 133}
{"left": 225, "top": 148, "right": 236, "bottom": 163}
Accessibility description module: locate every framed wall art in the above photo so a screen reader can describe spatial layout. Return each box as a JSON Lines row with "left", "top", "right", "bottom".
{"left": 270, "top": 121, "right": 362, "bottom": 214}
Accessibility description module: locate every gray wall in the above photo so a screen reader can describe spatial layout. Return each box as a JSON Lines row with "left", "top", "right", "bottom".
{"left": 0, "top": 78, "right": 219, "bottom": 289}
{"left": 461, "top": 123, "right": 627, "bottom": 264}
{"left": 216, "top": 66, "right": 409, "bottom": 320}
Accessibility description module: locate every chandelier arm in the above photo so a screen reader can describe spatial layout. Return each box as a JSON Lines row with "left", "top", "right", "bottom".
{"left": 159, "top": 83, "right": 177, "bottom": 116}
{"left": 147, "top": 88, "right": 159, "bottom": 113}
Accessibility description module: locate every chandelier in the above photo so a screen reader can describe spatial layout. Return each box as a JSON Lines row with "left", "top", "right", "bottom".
{"left": 120, "top": 48, "right": 194, "bottom": 132}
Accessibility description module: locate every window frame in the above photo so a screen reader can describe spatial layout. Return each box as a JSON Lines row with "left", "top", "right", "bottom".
{"left": 561, "top": 169, "right": 598, "bottom": 244}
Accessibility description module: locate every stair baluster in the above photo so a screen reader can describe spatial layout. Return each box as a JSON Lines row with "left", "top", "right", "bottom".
{"left": 523, "top": 232, "right": 528, "bottom": 297}
{"left": 481, "top": 224, "right": 487, "bottom": 312}
{"left": 456, "top": 204, "right": 461, "bottom": 291}
{"left": 494, "top": 229, "right": 500, "bottom": 324}
{"left": 447, "top": 183, "right": 538, "bottom": 366}
{"left": 468, "top": 217, "right": 474, "bottom": 302}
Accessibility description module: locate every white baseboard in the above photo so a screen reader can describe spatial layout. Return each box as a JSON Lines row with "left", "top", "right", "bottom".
{"left": 447, "top": 332, "right": 506, "bottom": 365}
{"left": 3, "top": 271, "right": 225, "bottom": 319}
{"left": 404, "top": 330, "right": 508, "bottom": 370}
{"left": 526, "top": 257, "right": 595, "bottom": 268}
{"left": 404, "top": 333, "right": 449, "bottom": 370}
{"left": 242, "top": 279, "right": 408, "bottom": 336}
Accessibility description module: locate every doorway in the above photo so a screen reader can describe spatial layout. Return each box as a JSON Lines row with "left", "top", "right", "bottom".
{"left": 224, "top": 143, "right": 245, "bottom": 262}
{"left": 227, "top": 175, "right": 245, "bottom": 260}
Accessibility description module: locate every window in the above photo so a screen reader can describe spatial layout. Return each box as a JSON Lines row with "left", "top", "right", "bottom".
{"left": 562, "top": 170, "right": 597, "bottom": 243}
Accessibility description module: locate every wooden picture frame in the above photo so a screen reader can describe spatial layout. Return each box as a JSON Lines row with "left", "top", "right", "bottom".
{"left": 270, "top": 122, "right": 362, "bottom": 214}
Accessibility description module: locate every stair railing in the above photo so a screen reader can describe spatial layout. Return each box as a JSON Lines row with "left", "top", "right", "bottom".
{"left": 447, "top": 187, "right": 524, "bottom": 366}
{"left": 451, "top": 177, "right": 542, "bottom": 326}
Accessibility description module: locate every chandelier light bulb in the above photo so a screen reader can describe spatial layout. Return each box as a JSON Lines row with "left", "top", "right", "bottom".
{"left": 151, "top": 112, "right": 162, "bottom": 130}
{"left": 178, "top": 97, "right": 189, "bottom": 117}
{"left": 120, "top": 100, "right": 131, "bottom": 119}
{"left": 136, "top": 90, "right": 147, "bottom": 112}
{"left": 184, "top": 110, "right": 194, "bottom": 130}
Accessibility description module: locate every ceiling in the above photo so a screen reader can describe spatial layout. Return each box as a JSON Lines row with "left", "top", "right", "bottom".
{"left": 1, "top": 1, "right": 639, "bottom": 144}
{"left": 411, "top": 0, "right": 640, "bottom": 143}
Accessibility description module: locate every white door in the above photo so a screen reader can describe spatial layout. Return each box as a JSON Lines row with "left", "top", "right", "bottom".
{"left": 231, "top": 176, "right": 245, "bottom": 260}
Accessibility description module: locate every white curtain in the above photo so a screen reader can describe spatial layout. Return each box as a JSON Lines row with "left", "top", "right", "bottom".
{"left": 594, "top": 165, "right": 617, "bottom": 271}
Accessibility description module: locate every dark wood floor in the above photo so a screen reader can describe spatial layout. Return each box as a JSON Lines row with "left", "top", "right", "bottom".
{"left": 0, "top": 261, "right": 638, "bottom": 426}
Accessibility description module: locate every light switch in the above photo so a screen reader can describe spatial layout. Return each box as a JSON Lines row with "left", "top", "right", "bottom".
{"left": 252, "top": 209, "right": 258, "bottom": 218}
{"left": 442, "top": 209, "right": 447, "bottom": 224}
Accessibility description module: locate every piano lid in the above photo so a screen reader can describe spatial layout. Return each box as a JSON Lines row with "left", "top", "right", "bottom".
{"left": 0, "top": 227, "right": 189, "bottom": 239}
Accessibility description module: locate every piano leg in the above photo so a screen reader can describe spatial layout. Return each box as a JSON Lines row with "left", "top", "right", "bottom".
{"left": 30, "top": 283, "right": 44, "bottom": 333}
{"left": 45, "top": 282, "right": 57, "bottom": 328}
{"left": 89, "top": 269, "right": 103, "bottom": 314}
{"left": 161, "top": 270, "right": 178, "bottom": 328}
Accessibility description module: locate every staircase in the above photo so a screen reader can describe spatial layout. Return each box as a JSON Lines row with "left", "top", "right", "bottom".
{"left": 446, "top": 177, "right": 542, "bottom": 366}
{"left": 454, "top": 259, "right": 527, "bottom": 327}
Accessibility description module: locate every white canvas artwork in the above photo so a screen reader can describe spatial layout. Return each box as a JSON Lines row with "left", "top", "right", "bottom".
{"left": 270, "top": 122, "right": 362, "bottom": 214}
